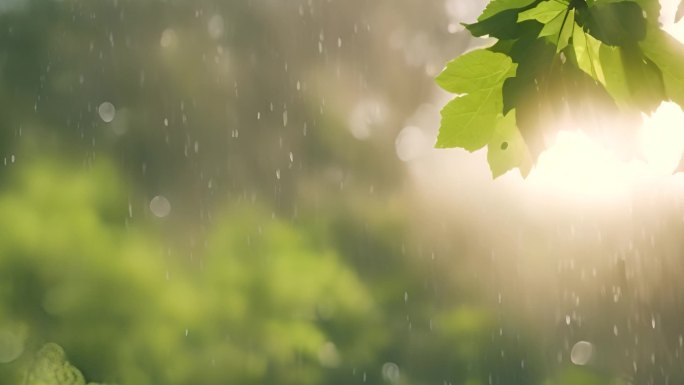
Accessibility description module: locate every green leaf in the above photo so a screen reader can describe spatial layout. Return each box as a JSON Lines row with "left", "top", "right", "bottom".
{"left": 597, "top": 44, "right": 633, "bottom": 107}
{"left": 573, "top": 23, "right": 605, "bottom": 84}
{"left": 518, "top": 0, "right": 567, "bottom": 23}
{"left": 619, "top": 44, "right": 666, "bottom": 112}
{"left": 538, "top": 10, "right": 567, "bottom": 38}
{"left": 556, "top": 9, "right": 575, "bottom": 52}
{"left": 436, "top": 50, "right": 517, "bottom": 151}
{"left": 537, "top": 8, "right": 574, "bottom": 52}
{"left": 518, "top": 1, "right": 574, "bottom": 52}
{"left": 465, "top": 10, "right": 527, "bottom": 40}
{"left": 438, "top": 0, "right": 684, "bottom": 178}
{"left": 478, "top": 0, "right": 539, "bottom": 21}
{"left": 438, "top": 94, "right": 504, "bottom": 151}
{"left": 487, "top": 110, "right": 533, "bottom": 177}
{"left": 436, "top": 49, "right": 519, "bottom": 94}
{"left": 640, "top": 27, "right": 684, "bottom": 107}
{"left": 502, "top": 37, "right": 556, "bottom": 115}
{"left": 576, "top": 1, "right": 647, "bottom": 46}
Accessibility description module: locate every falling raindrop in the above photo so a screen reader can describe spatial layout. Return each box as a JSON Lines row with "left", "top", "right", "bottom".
{"left": 150, "top": 195, "right": 171, "bottom": 218}
{"left": 382, "top": 362, "right": 400, "bottom": 384}
{"left": 160, "top": 28, "right": 178, "bottom": 48}
{"left": 98, "top": 102, "right": 116, "bottom": 123}
{"left": 208, "top": 14, "right": 224, "bottom": 39}
{"left": 570, "top": 341, "right": 593, "bottom": 365}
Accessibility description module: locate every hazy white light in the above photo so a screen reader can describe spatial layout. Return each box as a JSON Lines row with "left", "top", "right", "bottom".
{"left": 660, "top": 0, "right": 684, "bottom": 43}
{"left": 208, "top": 14, "right": 224, "bottom": 39}
{"left": 98, "top": 102, "right": 116, "bottom": 123}
{"left": 160, "top": 28, "right": 178, "bottom": 48}
{"left": 444, "top": 0, "right": 482, "bottom": 23}
{"left": 528, "top": 102, "right": 684, "bottom": 199}
{"left": 395, "top": 126, "right": 429, "bottom": 162}
{"left": 348, "top": 98, "right": 387, "bottom": 140}
{"left": 570, "top": 341, "right": 594, "bottom": 365}
{"left": 641, "top": 102, "right": 684, "bottom": 173}
{"left": 150, "top": 195, "right": 171, "bottom": 218}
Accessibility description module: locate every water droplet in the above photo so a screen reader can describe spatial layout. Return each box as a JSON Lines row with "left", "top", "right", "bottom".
{"left": 570, "top": 341, "right": 593, "bottom": 365}
{"left": 382, "top": 362, "right": 400, "bottom": 384}
{"left": 208, "top": 14, "right": 224, "bottom": 39}
{"left": 98, "top": 102, "right": 116, "bottom": 123}
{"left": 160, "top": 28, "right": 178, "bottom": 48}
{"left": 283, "top": 110, "right": 288, "bottom": 127}
{"left": 149, "top": 195, "right": 171, "bottom": 218}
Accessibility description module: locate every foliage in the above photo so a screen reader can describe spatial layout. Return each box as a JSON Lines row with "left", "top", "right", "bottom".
{"left": 436, "top": 0, "right": 684, "bottom": 177}
{"left": 25, "top": 343, "right": 106, "bottom": 385}
{"left": 0, "top": 156, "right": 385, "bottom": 385}
{"left": 0, "top": 144, "right": 545, "bottom": 385}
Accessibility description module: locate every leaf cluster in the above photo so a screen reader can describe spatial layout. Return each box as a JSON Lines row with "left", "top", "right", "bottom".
{"left": 24, "top": 343, "right": 107, "bottom": 385}
{"left": 436, "top": 0, "right": 684, "bottom": 177}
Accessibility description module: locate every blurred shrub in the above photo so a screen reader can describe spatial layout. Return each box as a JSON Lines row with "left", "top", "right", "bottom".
{"left": 0, "top": 156, "right": 383, "bottom": 385}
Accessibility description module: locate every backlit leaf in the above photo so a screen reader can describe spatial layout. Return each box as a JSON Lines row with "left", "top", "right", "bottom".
{"left": 518, "top": 0, "right": 567, "bottom": 23}
{"left": 640, "top": 27, "right": 684, "bottom": 107}
{"left": 436, "top": 49, "right": 519, "bottom": 94}
{"left": 436, "top": 50, "right": 517, "bottom": 151}
{"left": 487, "top": 110, "right": 533, "bottom": 177}
{"left": 437, "top": 0, "right": 684, "bottom": 178}
{"left": 478, "top": 0, "right": 539, "bottom": 21}
{"left": 576, "top": 1, "right": 647, "bottom": 46}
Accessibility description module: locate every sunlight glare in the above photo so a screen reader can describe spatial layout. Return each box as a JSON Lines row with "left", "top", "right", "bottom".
{"left": 528, "top": 102, "right": 684, "bottom": 199}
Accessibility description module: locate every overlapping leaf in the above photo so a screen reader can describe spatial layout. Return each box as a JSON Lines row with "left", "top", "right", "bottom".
{"left": 435, "top": 50, "right": 517, "bottom": 153}
{"left": 436, "top": 0, "right": 684, "bottom": 177}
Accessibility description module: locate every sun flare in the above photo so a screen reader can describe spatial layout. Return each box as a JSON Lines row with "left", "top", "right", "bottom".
{"left": 528, "top": 102, "right": 684, "bottom": 198}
